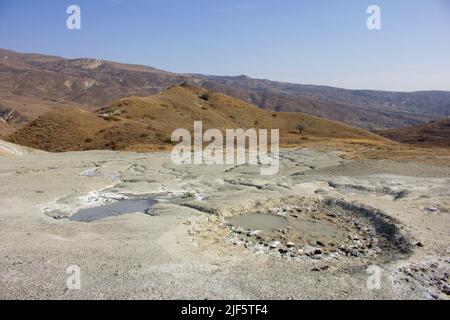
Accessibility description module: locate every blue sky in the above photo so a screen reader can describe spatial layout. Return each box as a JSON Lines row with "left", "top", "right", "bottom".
{"left": 1, "top": 0, "right": 449, "bottom": 91}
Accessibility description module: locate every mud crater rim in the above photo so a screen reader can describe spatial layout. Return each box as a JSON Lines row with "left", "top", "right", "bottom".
{"left": 223, "top": 197, "right": 412, "bottom": 262}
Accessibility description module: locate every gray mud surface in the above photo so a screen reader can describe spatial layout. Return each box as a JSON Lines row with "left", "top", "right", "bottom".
{"left": 0, "top": 149, "right": 449, "bottom": 299}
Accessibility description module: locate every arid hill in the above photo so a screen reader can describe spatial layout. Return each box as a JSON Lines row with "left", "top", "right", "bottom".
{"left": 2, "top": 48, "right": 449, "bottom": 131}
{"left": 7, "top": 85, "right": 387, "bottom": 152}
{"left": 376, "top": 119, "right": 450, "bottom": 147}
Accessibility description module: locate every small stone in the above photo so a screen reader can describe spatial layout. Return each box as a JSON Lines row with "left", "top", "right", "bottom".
{"left": 247, "top": 230, "right": 261, "bottom": 237}
{"left": 302, "top": 245, "right": 321, "bottom": 256}
{"left": 348, "top": 234, "right": 359, "bottom": 241}
{"left": 425, "top": 206, "right": 439, "bottom": 213}
{"left": 416, "top": 241, "right": 424, "bottom": 247}
{"left": 278, "top": 248, "right": 288, "bottom": 254}
{"left": 286, "top": 242, "right": 295, "bottom": 248}
{"left": 144, "top": 208, "right": 157, "bottom": 216}
{"left": 316, "top": 241, "right": 325, "bottom": 247}
{"left": 328, "top": 252, "right": 340, "bottom": 259}
{"left": 269, "top": 240, "right": 280, "bottom": 249}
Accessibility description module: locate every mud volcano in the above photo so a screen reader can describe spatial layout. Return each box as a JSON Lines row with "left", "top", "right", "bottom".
{"left": 225, "top": 197, "right": 411, "bottom": 262}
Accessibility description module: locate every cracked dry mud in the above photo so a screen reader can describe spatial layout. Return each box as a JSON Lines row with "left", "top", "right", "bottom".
{"left": 0, "top": 149, "right": 449, "bottom": 299}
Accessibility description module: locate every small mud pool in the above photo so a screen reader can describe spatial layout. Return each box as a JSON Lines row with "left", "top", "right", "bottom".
{"left": 69, "top": 198, "right": 156, "bottom": 222}
{"left": 227, "top": 213, "right": 287, "bottom": 233}
{"left": 227, "top": 214, "right": 347, "bottom": 243}
{"left": 219, "top": 198, "right": 411, "bottom": 261}
{"left": 291, "top": 217, "right": 348, "bottom": 243}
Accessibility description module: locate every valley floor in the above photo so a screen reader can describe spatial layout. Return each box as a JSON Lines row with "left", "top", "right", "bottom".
{"left": 0, "top": 149, "right": 449, "bottom": 299}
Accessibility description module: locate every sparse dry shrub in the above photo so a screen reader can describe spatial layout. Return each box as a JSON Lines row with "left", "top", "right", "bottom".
{"left": 199, "top": 94, "right": 210, "bottom": 101}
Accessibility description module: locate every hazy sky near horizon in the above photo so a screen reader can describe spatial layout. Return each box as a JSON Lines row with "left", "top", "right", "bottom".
{"left": 1, "top": 0, "right": 449, "bottom": 91}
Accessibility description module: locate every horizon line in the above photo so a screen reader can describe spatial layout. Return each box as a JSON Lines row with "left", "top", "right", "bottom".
{"left": 2, "top": 46, "right": 449, "bottom": 94}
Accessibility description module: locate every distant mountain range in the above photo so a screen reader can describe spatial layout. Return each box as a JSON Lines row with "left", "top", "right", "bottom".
{"left": 1, "top": 48, "right": 449, "bottom": 134}
{"left": 195, "top": 75, "right": 450, "bottom": 130}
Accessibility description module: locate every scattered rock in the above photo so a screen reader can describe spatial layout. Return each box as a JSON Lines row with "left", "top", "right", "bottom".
{"left": 311, "top": 266, "right": 329, "bottom": 271}
{"left": 302, "top": 245, "right": 321, "bottom": 256}
{"left": 328, "top": 252, "right": 340, "bottom": 259}
{"left": 269, "top": 240, "right": 280, "bottom": 249}
{"left": 144, "top": 208, "right": 157, "bottom": 216}
{"left": 316, "top": 240, "right": 325, "bottom": 247}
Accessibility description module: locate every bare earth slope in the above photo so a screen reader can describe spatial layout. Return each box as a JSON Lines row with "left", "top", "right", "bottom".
{"left": 0, "top": 48, "right": 185, "bottom": 108}
{"left": 0, "top": 139, "right": 45, "bottom": 156}
{"left": 0, "top": 119, "right": 13, "bottom": 137}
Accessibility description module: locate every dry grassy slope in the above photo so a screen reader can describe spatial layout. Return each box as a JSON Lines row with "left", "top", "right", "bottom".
{"left": 7, "top": 85, "right": 388, "bottom": 152}
{"left": 7, "top": 107, "right": 106, "bottom": 152}
{"left": 376, "top": 119, "right": 450, "bottom": 147}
